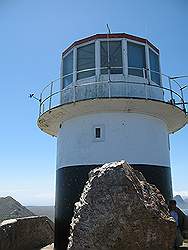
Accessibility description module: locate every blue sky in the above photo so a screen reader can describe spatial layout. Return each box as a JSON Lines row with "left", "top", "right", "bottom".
{"left": 0, "top": 0, "right": 187, "bottom": 205}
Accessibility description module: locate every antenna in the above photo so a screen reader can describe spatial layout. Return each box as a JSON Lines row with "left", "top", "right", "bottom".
{"left": 106, "top": 24, "right": 111, "bottom": 34}
{"left": 106, "top": 24, "right": 111, "bottom": 82}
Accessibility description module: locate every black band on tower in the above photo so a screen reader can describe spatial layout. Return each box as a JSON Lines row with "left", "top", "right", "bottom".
{"left": 54, "top": 164, "right": 172, "bottom": 250}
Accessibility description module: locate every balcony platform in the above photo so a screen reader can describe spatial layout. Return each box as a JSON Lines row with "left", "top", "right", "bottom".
{"left": 38, "top": 97, "right": 187, "bottom": 137}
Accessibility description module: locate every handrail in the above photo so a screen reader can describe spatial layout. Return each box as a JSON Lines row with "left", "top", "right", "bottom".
{"left": 41, "top": 81, "right": 184, "bottom": 105}
{"left": 40, "top": 67, "right": 183, "bottom": 95}
{"left": 39, "top": 80, "right": 186, "bottom": 117}
{"left": 40, "top": 81, "right": 184, "bottom": 106}
{"left": 37, "top": 67, "right": 188, "bottom": 116}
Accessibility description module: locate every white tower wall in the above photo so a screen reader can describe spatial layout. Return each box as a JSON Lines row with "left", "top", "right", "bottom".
{"left": 57, "top": 112, "right": 170, "bottom": 169}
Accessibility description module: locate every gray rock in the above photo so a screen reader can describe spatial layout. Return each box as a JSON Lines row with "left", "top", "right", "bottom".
{"left": 0, "top": 216, "right": 54, "bottom": 250}
{"left": 68, "top": 161, "right": 176, "bottom": 250}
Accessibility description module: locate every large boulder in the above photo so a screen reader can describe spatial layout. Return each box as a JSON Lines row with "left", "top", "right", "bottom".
{"left": 0, "top": 216, "right": 54, "bottom": 250}
{"left": 68, "top": 161, "right": 176, "bottom": 250}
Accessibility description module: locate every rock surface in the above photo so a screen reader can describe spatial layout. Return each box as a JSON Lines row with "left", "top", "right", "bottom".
{"left": 0, "top": 216, "right": 54, "bottom": 250}
{"left": 40, "top": 243, "right": 54, "bottom": 249}
{"left": 68, "top": 161, "right": 176, "bottom": 250}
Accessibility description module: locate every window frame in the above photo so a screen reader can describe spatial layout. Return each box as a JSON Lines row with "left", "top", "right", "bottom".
{"left": 76, "top": 41, "right": 96, "bottom": 80}
{"left": 93, "top": 124, "right": 105, "bottom": 142}
{"left": 61, "top": 37, "right": 161, "bottom": 87}
{"left": 148, "top": 46, "right": 161, "bottom": 86}
{"left": 62, "top": 49, "right": 74, "bottom": 89}
{"left": 127, "top": 39, "right": 147, "bottom": 78}
{"left": 99, "top": 39, "right": 123, "bottom": 75}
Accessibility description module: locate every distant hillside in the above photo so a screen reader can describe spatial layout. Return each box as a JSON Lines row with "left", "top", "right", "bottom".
{"left": 0, "top": 196, "right": 35, "bottom": 223}
{"left": 27, "top": 206, "right": 55, "bottom": 222}
{"left": 174, "top": 195, "right": 188, "bottom": 209}
{"left": 185, "top": 198, "right": 188, "bottom": 203}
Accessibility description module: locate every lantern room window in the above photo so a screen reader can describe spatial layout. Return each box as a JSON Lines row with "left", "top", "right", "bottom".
{"left": 77, "top": 43, "right": 95, "bottom": 80}
{"left": 149, "top": 49, "right": 160, "bottom": 85}
{"left": 63, "top": 51, "right": 73, "bottom": 88}
{"left": 62, "top": 36, "right": 161, "bottom": 88}
{"left": 100, "top": 41, "right": 123, "bottom": 74}
{"left": 127, "top": 42, "right": 146, "bottom": 77}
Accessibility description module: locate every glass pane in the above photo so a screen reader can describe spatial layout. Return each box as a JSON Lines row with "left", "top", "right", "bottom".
{"left": 149, "top": 49, "right": 160, "bottom": 85}
{"left": 63, "top": 76, "right": 73, "bottom": 88}
{"left": 128, "top": 68, "right": 143, "bottom": 77}
{"left": 77, "top": 43, "right": 95, "bottom": 80}
{"left": 100, "top": 41, "right": 123, "bottom": 74}
{"left": 127, "top": 42, "right": 146, "bottom": 77}
{"left": 63, "top": 51, "right": 73, "bottom": 88}
{"left": 95, "top": 127, "right": 101, "bottom": 138}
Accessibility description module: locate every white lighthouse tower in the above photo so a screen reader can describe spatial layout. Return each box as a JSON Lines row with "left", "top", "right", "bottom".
{"left": 37, "top": 33, "right": 187, "bottom": 250}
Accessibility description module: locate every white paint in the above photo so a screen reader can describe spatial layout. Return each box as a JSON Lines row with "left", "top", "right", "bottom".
{"left": 57, "top": 112, "right": 170, "bottom": 169}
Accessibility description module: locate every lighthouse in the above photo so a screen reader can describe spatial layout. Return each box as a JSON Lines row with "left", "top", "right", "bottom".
{"left": 37, "top": 33, "right": 187, "bottom": 250}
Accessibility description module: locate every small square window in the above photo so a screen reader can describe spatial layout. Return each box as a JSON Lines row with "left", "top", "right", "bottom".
{"left": 95, "top": 127, "right": 101, "bottom": 138}
{"left": 93, "top": 125, "right": 105, "bottom": 142}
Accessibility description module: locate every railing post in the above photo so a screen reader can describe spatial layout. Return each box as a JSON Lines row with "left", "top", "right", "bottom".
{"left": 146, "top": 68, "right": 150, "bottom": 85}
{"left": 108, "top": 81, "right": 111, "bottom": 98}
{"left": 168, "top": 77, "right": 173, "bottom": 103}
{"left": 39, "top": 92, "right": 42, "bottom": 116}
{"left": 180, "top": 87, "right": 186, "bottom": 112}
{"left": 143, "top": 68, "right": 146, "bottom": 79}
{"left": 143, "top": 68, "right": 148, "bottom": 99}
{"left": 96, "top": 81, "right": 98, "bottom": 98}
{"left": 73, "top": 84, "right": 76, "bottom": 102}
{"left": 144, "top": 82, "right": 148, "bottom": 99}
{"left": 49, "top": 81, "right": 53, "bottom": 110}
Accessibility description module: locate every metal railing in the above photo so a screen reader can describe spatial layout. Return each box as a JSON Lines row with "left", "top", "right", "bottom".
{"left": 37, "top": 67, "right": 188, "bottom": 116}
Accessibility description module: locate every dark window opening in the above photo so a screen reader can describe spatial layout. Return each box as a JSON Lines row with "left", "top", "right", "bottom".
{"left": 95, "top": 127, "right": 101, "bottom": 138}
